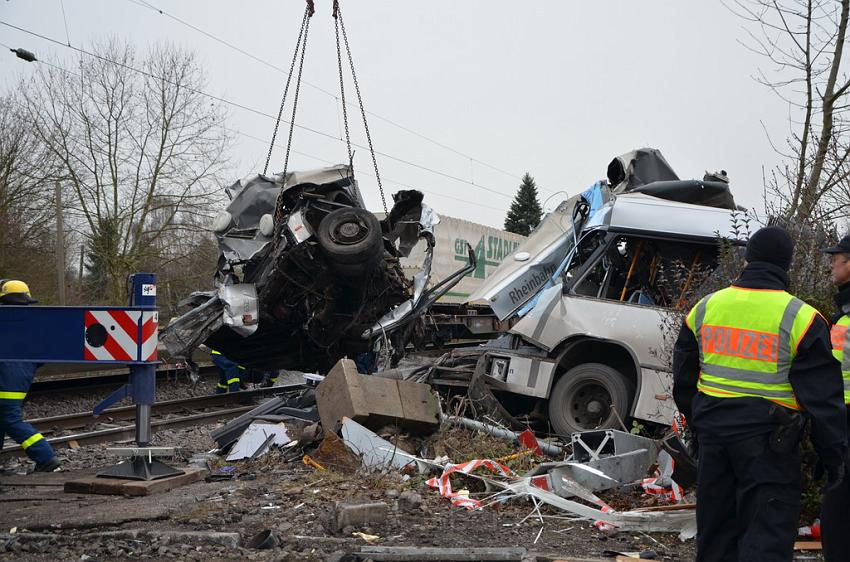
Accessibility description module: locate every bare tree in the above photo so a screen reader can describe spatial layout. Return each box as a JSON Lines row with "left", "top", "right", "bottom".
{"left": 17, "top": 39, "right": 230, "bottom": 302}
{"left": 729, "top": 0, "right": 850, "bottom": 222}
{"left": 139, "top": 193, "right": 220, "bottom": 316}
{"left": 0, "top": 94, "right": 64, "bottom": 300}
{"left": 0, "top": 95, "right": 52, "bottom": 247}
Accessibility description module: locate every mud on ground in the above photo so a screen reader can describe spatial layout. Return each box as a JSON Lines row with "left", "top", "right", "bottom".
{"left": 0, "top": 419, "right": 700, "bottom": 561}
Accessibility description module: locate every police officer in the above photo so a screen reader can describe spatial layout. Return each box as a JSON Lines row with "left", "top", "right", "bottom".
{"left": 0, "top": 280, "right": 61, "bottom": 472}
{"left": 673, "top": 226, "right": 846, "bottom": 561}
{"left": 819, "top": 234, "right": 850, "bottom": 561}
{"left": 209, "top": 348, "right": 242, "bottom": 394}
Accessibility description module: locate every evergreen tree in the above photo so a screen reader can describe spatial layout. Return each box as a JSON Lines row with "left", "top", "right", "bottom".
{"left": 504, "top": 173, "right": 543, "bottom": 236}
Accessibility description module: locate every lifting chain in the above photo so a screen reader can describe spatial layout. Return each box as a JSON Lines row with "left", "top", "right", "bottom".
{"left": 266, "top": 0, "right": 387, "bottom": 224}
{"left": 334, "top": 8, "right": 353, "bottom": 169}
{"left": 269, "top": 1, "right": 314, "bottom": 229}
{"left": 333, "top": 0, "right": 388, "bottom": 214}
{"left": 281, "top": 15, "right": 311, "bottom": 182}
{"left": 263, "top": 1, "right": 313, "bottom": 176}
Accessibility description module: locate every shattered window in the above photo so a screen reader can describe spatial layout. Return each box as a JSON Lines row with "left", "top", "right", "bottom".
{"left": 570, "top": 234, "right": 716, "bottom": 308}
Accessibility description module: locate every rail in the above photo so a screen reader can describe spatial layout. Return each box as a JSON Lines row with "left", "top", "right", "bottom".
{"left": 29, "top": 362, "right": 216, "bottom": 395}
{"left": 1, "top": 384, "right": 306, "bottom": 458}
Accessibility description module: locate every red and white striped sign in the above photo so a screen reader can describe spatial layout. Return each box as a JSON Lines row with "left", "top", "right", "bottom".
{"left": 83, "top": 310, "right": 143, "bottom": 361}
{"left": 140, "top": 311, "right": 158, "bottom": 361}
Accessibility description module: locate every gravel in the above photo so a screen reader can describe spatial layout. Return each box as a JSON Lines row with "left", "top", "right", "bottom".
{"left": 22, "top": 377, "right": 218, "bottom": 420}
{"left": 0, "top": 421, "right": 220, "bottom": 473}
{"left": 1, "top": 420, "right": 700, "bottom": 562}
{"left": 4, "top": 374, "right": 308, "bottom": 473}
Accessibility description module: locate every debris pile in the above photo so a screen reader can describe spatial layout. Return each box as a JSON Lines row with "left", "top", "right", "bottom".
{"left": 197, "top": 357, "right": 697, "bottom": 554}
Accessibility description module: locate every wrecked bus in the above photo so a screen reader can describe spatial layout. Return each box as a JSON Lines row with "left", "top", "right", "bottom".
{"left": 458, "top": 148, "right": 745, "bottom": 436}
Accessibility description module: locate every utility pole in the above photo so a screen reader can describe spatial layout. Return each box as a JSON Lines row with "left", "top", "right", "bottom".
{"left": 55, "top": 181, "right": 66, "bottom": 305}
{"left": 79, "top": 244, "right": 85, "bottom": 285}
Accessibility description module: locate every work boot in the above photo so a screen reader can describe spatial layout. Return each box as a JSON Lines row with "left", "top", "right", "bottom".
{"left": 34, "top": 457, "right": 61, "bottom": 473}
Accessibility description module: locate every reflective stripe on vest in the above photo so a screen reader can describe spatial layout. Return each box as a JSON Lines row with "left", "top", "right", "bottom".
{"left": 0, "top": 391, "right": 26, "bottom": 400}
{"left": 830, "top": 314, "right": 850, "bottom": 403}
{"left": 687, "top": 286, "right": 818, "bottom": 411}
{"left": 210, "top": 349, "right": 221, "bottom": 355}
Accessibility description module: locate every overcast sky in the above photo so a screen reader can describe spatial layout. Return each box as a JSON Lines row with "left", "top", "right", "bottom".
{"left": 0, "top": 1, "right": 790, "bottom": 228}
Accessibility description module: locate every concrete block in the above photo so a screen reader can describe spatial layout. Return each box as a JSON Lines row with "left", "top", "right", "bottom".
{"left": 332, "top": 501, "right": 389, "bottom": 531}
{"left": 316, "top": 359, "right": 439, "bottom": 434}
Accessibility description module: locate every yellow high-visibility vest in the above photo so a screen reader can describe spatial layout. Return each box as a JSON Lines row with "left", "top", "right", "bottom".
{"left": 830, "top": 314, "right": 850, "bottom": 404}
{"left": 686, "top": 286, "right": 819, "bottom": 411}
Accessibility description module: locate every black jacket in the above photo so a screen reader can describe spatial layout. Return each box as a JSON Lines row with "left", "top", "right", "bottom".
{"left": 831, "top": 281, "right": 850, "bottom": 324}
{"left": 673, "top": 262, "right": 847, "bottom": 465}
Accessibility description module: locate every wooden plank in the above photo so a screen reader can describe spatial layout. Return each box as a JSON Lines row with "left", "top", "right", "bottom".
{"left": 0, "top": 469, "right": 98, "bottom": 487}
{"left": 64, "top": 474, "right": 127, "bottom": 494}
{"left": 91, "top": 476, "right": 135, "bottom": 495}
{"left": 63, "top": 477, "right": 96, "bottom": 494}
{"left": 120, "top": 467, "right": 207, "bottom": 496}
{"left": 63, "top": 467, "right": 207, "bottom": 496}
{"left": 794, "top": 541, "right": 822, "bottom": 550}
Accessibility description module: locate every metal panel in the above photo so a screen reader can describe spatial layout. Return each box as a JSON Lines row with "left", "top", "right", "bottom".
{"left": 632, "top": 368, "right": 677, "bottom": 425}
{"left": 497, "top": 355, "right": 557, "bottom": 398}
{"left": 511, "top": 294, "right": 666, "bottom": 365}
{"left": 606, "top": 193, "right": 743, "bottom": 241}
{"left": 509, "top": 293, "right": 675, "bottom": 424}
{"left": 466, "top": 197, "right": 579, "bottom": 316}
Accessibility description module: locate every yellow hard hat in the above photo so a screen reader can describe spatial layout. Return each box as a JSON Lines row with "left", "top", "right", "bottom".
{"left": 0, "top": 279, "right": 37, "bottom": 304}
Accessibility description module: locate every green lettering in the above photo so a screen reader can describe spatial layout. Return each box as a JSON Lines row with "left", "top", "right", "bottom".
{"left": 455, "top": 238, "right": 467, "bottom": 255}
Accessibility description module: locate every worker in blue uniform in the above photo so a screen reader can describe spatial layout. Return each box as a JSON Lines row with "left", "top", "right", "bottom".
{"left": 210, "top": 348, "right": 243, "bottom": 393}
{"left": 0, "top": 280, "right": 61, "bottom": 472}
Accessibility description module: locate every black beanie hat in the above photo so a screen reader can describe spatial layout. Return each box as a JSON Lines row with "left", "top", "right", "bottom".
{"left": 746, "top": 226, "right": 794, "bottom": 271}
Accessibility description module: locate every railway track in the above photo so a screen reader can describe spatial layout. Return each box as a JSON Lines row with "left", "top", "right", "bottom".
{"left": 0, "top": 384, "right": 307, "bottom": 458}
{"left": 27, "top": 340, "right": 486, "bottom": 396}
{"left": 29, "top": 362, "right": 217, "bottom": 396}
{"left": 2, "top": 343, "right": 487, "bottom": 460}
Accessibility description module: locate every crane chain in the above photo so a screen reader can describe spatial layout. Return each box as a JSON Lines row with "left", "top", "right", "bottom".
{"left": 271, "top": 4, "right": 313, "bottom": 230}
{"left": 281, "top": 15, "right": 311, "bottom": 182}
{"left": 263, "top": 5, "right": 311, "bottom": 176}
{"left": 334, "top": 1, "right": 388, "bottom": 214}
{"left": 334, "top": 13, "right": 352, "bottom": 167}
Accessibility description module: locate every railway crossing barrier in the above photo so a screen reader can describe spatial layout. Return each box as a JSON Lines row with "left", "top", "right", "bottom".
{"left": 0, "top": 273, "right": 182, "bottom": 480}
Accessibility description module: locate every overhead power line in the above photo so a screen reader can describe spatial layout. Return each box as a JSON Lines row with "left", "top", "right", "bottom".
{"left": 4, "top": 44, "right": 510, "bottom": 216}
{"left": 0, "top": 19, "right": 520, "bottom": 202}
{"left": 123, "top": 0, "right": 529, "bottom": 186}
{"left": 230, "top": 127, "right": 510, "bottom": 213}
